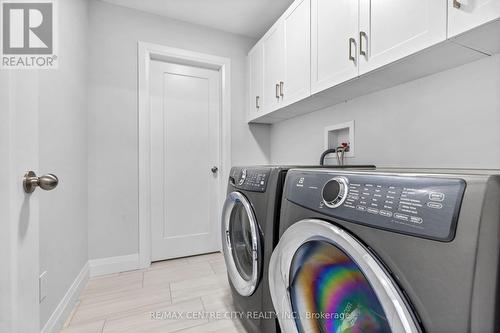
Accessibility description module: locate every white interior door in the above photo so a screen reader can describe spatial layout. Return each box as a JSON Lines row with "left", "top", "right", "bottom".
{"left": 359, "top": 0, "right": 447, "bottom": 75}
{"left": 0, "top": 72, "right": 40, "bottom": 333}
{"left": 150, "top": 60, "right": 221, "bottom": 261}
{"left": 311, "top": 0, "right": 359, "bottom": 94}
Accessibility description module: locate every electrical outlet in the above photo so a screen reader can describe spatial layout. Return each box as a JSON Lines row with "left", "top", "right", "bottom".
{"left": 39, "top": 271, "right": 48, "bottom": 303}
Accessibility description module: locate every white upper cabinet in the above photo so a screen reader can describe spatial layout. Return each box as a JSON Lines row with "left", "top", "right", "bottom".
{"left": 262, "top": 22, "right": 285, "bottom": 113}
{"left": 282, "top": 0, "right": 311, "bottom": 106}
{"left": 247, "top": 42, "right": 264, "bottom": 119}
{"left": 358, "top": 0, "right": 447, "bottom": 75}
{"left": 448, "top": 0, "right": 500, "bottom": 37}
{"left": 311, "top": 0, "right": 359, "bottom": 94}
{"left": 247, "top": 0, "right": 496, "bottom": 123}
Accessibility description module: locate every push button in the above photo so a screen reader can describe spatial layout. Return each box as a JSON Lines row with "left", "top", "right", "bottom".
{"left": 429, "top": 192, "right": 445, "bottom": 201}
{"left": 427, "top": 202, "right": 443, "bottom": 209}
{"left": 410, "top": 216, "right": 423, "bottom": 224}
{"left": 394, "top": 213, "right": 409, "bottom": 221}
{"left": 379, "top": 210, "right": 393, "bottom": 217}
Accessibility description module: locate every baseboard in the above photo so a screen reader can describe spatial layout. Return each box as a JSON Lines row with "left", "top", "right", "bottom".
{"left": 40, "top": 254, "right": 140, "bottom": 333}
{"left": 40, "top": 262, "right": 89, "bottom": 333}
{"left": 89, "top": 253, "right": 140, "bottom": 277}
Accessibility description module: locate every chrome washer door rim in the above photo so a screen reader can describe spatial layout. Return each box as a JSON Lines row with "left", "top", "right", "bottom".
{"left": 269, "top": 219, "right": 421, "bottom": 333}
{"left": 222, "top": 191, "right": 261, "bottom": 296}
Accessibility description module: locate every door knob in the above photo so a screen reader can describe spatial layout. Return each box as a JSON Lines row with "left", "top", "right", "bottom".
{"left": 23, "top": 171, "right": 59, "bottom": 193}
{"left": 211, "top": 166, "right": 219, "bottom": 174}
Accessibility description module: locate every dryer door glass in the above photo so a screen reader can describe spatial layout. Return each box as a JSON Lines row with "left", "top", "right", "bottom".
{"left": 222, "top": 192, "right": 261, "bottom": 296}
{"left": 229, "top": 203, "right": 254, "bottom": 280}
{"left": 289, "top": 240, "right": 390, "bottom": 333}
{"left": 269, "top": 219, "right": 421, "bottom": 333}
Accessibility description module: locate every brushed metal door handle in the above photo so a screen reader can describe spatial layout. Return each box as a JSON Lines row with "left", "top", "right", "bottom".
{"left": 23, "top": 171, "right": 59, "bottom": 193}
{"left": 453, "top": 0, "right": 461, "bottom": 9}
{"left": 256, "top": 96, "right": 260, "bottom": 109}
{"left": 280, "top": 81, "right": 284, "bottom": 97}
{"left": 275, "top": 83, "right": 280, "bottom": 100}
{"left": 359, "top": 31, "right": 368, "bottom": 57}
{"left": 225, "top": 230, "right": 231, "bottom": 247}
{"left": 349, "top": 38, "right": 356, "bottom": 62}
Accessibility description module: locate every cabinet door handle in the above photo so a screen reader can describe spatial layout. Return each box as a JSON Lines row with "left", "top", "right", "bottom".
{"left": 348, "top": 38, "right": 356, "bottom": 62}
{"left": 359, "top": 31, "right": 368, "bottom": 57}
{"left": 279, "top": 81, "right": 284, "bottom": 97}
{"left": 453, "top": 0, "right": 461, "bottom": 9}
{"left": 276, "top": 83, "right": 280, "bottom": 100}
{"left": 256, "top": 96, "right": 260, "bottom": 109}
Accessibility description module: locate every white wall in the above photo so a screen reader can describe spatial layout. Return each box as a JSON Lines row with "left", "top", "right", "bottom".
{"left": 39, "top": 0, "right": 89, "bottom": 328}
{"left": 87, "top": 0, "right": 270, "bottom": 260}
{"left": 271, "top": 54, "right": 500, "bottom": 169}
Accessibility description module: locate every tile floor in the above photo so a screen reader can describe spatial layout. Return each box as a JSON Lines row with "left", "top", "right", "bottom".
{"left": 60, "top": 252, "right": 246, "bottom": 333}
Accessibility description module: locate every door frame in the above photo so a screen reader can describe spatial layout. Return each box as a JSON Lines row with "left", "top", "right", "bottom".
{"left": 137, "top": 41, "right": 231, "bottom": 268}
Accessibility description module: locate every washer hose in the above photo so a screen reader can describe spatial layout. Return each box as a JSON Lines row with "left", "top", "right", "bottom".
{"left": 319, "top": 148, "right": 338, "bottom": 166}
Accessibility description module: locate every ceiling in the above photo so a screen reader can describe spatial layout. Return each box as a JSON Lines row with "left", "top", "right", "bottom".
{"left": 100, "top": 0, "right": 295, "bottom": 38}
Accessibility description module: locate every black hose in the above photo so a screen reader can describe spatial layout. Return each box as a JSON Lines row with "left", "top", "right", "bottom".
{"left": 319, "top": 148, "right": 337, "bottom": 166}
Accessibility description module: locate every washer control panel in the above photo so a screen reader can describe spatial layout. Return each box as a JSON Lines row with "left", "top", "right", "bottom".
{"left": 286, "top": 171, "right": 466, "bottom": 241}
{"left": 230, "top": 167, "right": 270, "bottom": 192}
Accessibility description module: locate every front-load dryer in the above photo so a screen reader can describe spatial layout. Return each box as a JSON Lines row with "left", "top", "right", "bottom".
{"left": 222, "top": 166, "right": 288, "bottom": 333}
{"left": 270, "top": 168, "right": 500, "bottom": 333}
{"left": 221, "top": 165, "right": 374, "bottom": 333}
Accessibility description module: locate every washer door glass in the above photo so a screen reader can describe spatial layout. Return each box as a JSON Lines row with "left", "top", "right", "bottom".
{"left": 229, "top": 202, "right": 254, "bottom": 280}
{"left": 268, "top": 220, "right": 421, "bottom": 333}
{"left": 222, "top": 192, "right": 261, "bottom": 296}
{"left": 289, "top": 240, "right": 390, "bottom": 333}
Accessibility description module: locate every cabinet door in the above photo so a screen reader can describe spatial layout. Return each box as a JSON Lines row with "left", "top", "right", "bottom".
{"left": 448, "top": 0, "right": 500, "bottom": 37}
{"left": 247, "top": 43, "right": 264, "bottom": 118}
{"left": 311, "top": 0, "right": 359, "bottom": 94}
{"left": 359, "top": 0, "right": 447, "bottom": 75}
{"left": 282, "top": 0, "right": 311, "bottom": 106}
{"left": 262, "top": 23, "right": 285, "bottom": 113}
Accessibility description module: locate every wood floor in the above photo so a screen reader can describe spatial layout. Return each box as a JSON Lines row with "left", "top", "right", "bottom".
{"left": 60, "top": 252, "right": 246, "bottom": 333}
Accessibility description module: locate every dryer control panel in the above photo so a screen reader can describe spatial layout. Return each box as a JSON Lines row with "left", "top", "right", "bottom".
{"left": 230, "top": 168, "right": 271, "bottom": 192}
{"left": 285, "top": 170, "right": 466, "bottom": 241}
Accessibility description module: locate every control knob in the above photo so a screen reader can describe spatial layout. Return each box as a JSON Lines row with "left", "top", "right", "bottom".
{"left": 322, "top": 177, "right": 349, "bottom": 208}
{"left": 238, "top": 169, "right": 247, "bottom": 186}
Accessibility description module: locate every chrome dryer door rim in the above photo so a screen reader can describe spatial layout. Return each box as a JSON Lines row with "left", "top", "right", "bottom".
{"left": 221, "top": 191, "right": 261, "bottom": 296}
{"left": 269, "top": 219, "right": 421, "bottom": 333}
